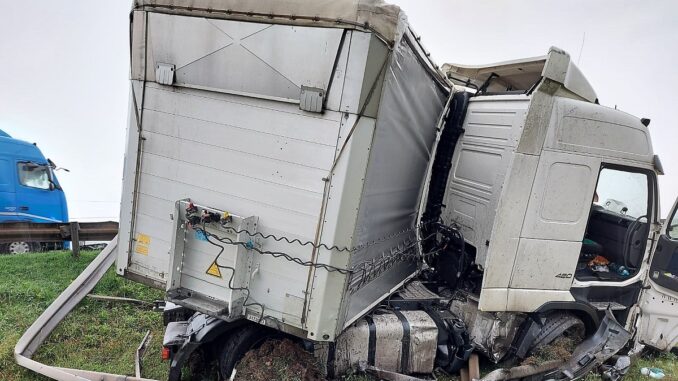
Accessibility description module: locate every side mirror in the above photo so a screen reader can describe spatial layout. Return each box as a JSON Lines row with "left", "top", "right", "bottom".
{"left": 48, "top": 158, "right": 70, "bottom": 172}
{"left": 48, "top": 180, "right": 62, "bottom": 191}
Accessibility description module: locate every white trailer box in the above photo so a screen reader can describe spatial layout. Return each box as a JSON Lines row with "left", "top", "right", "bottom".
{"left": 117, "top": 0, "right": 450, "bottom": 341}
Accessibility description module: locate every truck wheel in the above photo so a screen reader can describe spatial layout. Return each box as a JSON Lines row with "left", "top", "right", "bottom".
{"left": 168, "top": 366, "right": 182, "bottom": 381}
{"left": 7, "top": 241, "right": 32, "bottom": 254}
{"left": 218, "top": 324, "right": 275, "bottom": 380}
{"left": 529, "top": 313, "right": 585, "bottom": 354}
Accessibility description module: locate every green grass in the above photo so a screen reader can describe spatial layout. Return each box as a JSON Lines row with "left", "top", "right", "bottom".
{"left": 0, "top": 250, "right": 167, "bottom": 380}
{"left": 584, "top": 351, "right": 678, "bottom": 381}
{"left": 0, "top": 251, "right": 676, "bottom": 381}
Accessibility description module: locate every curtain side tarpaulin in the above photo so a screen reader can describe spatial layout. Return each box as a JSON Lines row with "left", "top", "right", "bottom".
{"left": 346, "top": 33, "right": 448, "bottom": 323}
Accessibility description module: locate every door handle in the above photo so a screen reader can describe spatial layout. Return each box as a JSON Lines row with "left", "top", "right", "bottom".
{"left": 19, "top": 206, "right": 29, "bottom": 211}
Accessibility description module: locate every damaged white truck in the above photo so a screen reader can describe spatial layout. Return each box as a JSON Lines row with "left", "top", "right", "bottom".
{"left": 15, "top": 1, "right": 678, "bottom": 380}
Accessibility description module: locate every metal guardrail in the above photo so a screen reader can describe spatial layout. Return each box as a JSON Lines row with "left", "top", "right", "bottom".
{"left": 14, "top": 236, "right": 158, "bottom": 381}
{"left": 0, "top": 221, "right": 119, "bottom": 257}
{"left": 0, "top": 221, "right": 119, "bottom": 243}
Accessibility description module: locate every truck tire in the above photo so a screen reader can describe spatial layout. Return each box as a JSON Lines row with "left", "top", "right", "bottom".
{"left": 218, "top": 324, "right": 275, "bottom": 379}
{"left": 7, "top": 241, "right": 32, "bottom": 254}
{"left": 529, "top": 313, "right": 585, "bottom": 353}
{"left": 168, "top": 366, "right": 182, "bottom": 381}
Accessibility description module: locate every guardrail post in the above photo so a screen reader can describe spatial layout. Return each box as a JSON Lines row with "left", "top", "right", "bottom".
{"left": 70, "top": 222, "right": 80, "bottom": 258}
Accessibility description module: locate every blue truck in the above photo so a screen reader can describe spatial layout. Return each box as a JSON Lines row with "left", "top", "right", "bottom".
{"left": 0, "top": 129, "right": 69, "bottom": 253}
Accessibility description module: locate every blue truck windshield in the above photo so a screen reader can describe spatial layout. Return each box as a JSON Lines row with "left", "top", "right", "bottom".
{"left": 17, "top": 162, "right": 52, "bottom": 190}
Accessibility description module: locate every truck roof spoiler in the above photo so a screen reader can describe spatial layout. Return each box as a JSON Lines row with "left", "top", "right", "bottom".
{"left": 442, "top": 46, "right": 598, "bottom": 103}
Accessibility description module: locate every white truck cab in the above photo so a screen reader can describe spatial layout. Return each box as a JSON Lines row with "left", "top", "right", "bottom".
{"left": 435, "top": 47, "right": 678, "bottom": 362}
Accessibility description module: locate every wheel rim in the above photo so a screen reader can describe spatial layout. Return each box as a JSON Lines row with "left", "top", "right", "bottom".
{"left": 8, "top": 241, "right": 31, "bottom": 254}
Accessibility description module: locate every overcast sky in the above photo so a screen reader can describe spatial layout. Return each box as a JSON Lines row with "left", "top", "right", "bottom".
{"left": 1, "top": 0, "right": 677, "bottom": 221}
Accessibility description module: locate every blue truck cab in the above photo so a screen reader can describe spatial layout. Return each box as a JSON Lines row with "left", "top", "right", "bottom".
{"left": 0, "top": 129, "right": 69, "bottom": 253}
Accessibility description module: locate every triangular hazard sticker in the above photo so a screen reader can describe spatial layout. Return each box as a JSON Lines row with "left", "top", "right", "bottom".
{"left": 206, "top": 261, "right": 222, "bottom": 278}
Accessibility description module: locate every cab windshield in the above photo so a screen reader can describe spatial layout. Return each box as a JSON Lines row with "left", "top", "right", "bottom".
{"left": 17, "top": 162, "right": 52, "bottom": 190}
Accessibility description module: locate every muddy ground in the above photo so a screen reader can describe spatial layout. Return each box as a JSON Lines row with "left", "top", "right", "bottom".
{"left": 235, "top": 339, "right": 325, "bottom": 381}
{"left": 234, "top": 335, "right": 582, "bottom": 381}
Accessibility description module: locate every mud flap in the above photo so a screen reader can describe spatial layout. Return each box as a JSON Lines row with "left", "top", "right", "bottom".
{"left": 549, "top": 309, "right": 631, "bottom": 380}
{"left": 165, "top": 313, "right": 236, "bottom": 381}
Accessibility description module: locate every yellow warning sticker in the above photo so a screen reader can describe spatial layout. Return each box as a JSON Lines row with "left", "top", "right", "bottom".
{"left": 135, "top": 244, "right": 149, "bottom": 255}
{"left": 135, "top": 234, "right": 151, "bottom": 255}
{"left": 137, "top": 233, "right": 151, "bottom": 245}
{"left": 206, "top": 261, "right": 222, "bottom": 278}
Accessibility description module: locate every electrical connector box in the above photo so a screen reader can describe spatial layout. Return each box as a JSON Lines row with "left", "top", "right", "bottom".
{"left": 117, "top": 7, "right": 449, "bottom": 341}
{"left": 167, "top": 200, "right": 258, "bottom": 321}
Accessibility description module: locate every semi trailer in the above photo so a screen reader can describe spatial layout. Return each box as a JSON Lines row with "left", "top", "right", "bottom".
{"left": 0, "top": 129, "right": 69, "bottom": 253}
{"left": 15, "top": 1, "right": 678, "bottom": 380}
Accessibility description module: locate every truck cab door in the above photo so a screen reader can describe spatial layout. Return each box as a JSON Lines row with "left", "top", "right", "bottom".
{"left": 636, "top": 196, "right": 678, "bottom": 351}
{"left": 0, "top": 158, "right": 18, "bottom": 222}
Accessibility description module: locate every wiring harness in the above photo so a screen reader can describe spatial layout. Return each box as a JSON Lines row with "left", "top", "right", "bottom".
{"left": 181, "top": 201, "right": 448, "bottom": 323}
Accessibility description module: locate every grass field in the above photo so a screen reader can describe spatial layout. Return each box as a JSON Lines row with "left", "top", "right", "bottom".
{"left": 0, "top": 250, "right": 675, "bottom": 381}
{"left": 0, "top": 250, "right": 168, "bottom": 380}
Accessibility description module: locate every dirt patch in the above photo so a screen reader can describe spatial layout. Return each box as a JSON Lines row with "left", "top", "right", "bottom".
{"left": 522, "top": 336, "right": 578, "bottom": 367}
{"left": 235, "top": 335, "right": 580, "bottom": 380}
{"left": 235, "top": 338, "right": 325, "bottom": 381}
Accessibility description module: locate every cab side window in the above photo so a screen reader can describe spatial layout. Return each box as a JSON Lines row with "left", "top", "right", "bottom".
{"left": 594, "top": 168, "right": 649, "bottom": 218}
{"left": 649, "top": 202, "right": 678, "bottom": 291}
{"left": 576, "top": 166, "right": 652, "bottom": 281}
{"left": 668, "top": 209, "right": 678, "bottom": 240}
